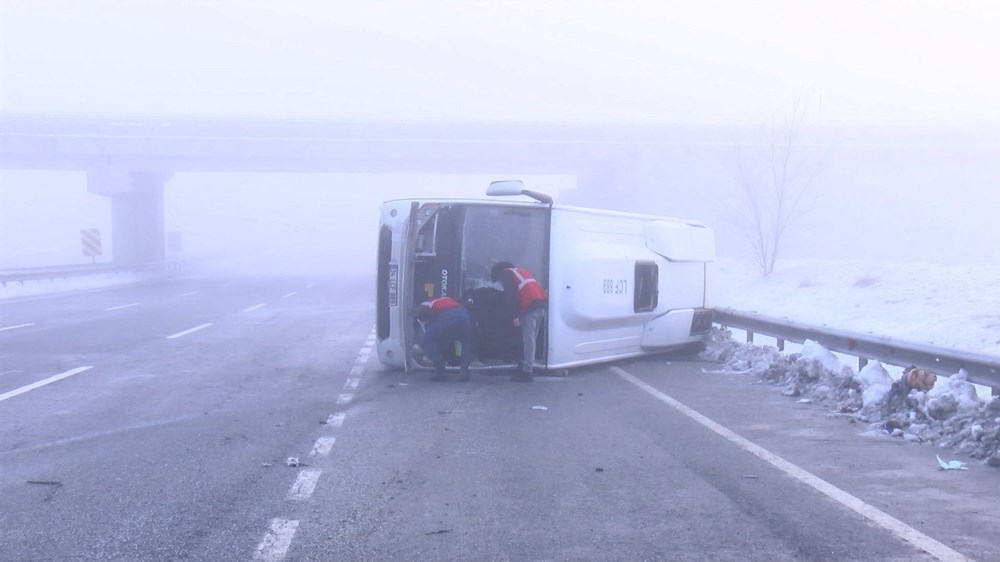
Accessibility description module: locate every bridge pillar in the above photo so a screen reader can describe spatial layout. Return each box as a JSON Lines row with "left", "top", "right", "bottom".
{"left": 88, "top": 168, "right": 170, "bottom": 265}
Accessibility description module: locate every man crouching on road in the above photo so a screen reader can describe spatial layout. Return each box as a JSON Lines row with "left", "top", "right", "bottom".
{"left": 416, "top": 296, "right": 472, "bottom": 382}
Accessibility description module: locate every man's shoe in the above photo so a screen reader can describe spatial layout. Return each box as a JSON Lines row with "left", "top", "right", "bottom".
{"left": 510, "top": 373, "right": 534, "bottom": 383}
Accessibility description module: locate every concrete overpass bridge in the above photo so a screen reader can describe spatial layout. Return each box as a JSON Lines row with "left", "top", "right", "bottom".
{"left": 0, "top": 113, "right": 742, "bottom": 264}
{"left": 3, "top": 113, "right": 997, "bottom": 265}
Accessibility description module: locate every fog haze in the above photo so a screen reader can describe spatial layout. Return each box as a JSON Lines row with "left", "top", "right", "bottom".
{"left": 2, "top": 0, "right": 999, "bottom": 272}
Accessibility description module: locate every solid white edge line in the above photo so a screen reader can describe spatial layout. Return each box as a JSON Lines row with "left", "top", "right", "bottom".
{"left": 166, "top": 323, "right": 213, "bottom": 339}
{"left": 0, "top": 323, "right": 36, "bottom": 332}
{"left": 103, "top": 303, "right": 140, "bottom": 311}
{"left": 612, "top": 366, "right": 971, "bottom": 562}
{"left": 0, "top": 366, "right": 93, "bottom": 402}
{"left": 244, "top": 303, "right": 268, "bottom": 312}
{"left": 310, "top": 436, "right": 337, "bottom": 457}
{"left": 253, "top": 518, "right": 299, "bottom": 562}
{"left": 287, "top": 469, "right": 322, "bottom": 500}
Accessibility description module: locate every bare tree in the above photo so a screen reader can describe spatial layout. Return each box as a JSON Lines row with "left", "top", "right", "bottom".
{"left": 730, "top": 101, "right": 828, "bottom": 276}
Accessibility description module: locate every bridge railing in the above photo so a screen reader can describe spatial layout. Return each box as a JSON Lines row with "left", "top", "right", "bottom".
{"left": 714, "top": 308, "right": 1000, "bottom": 392}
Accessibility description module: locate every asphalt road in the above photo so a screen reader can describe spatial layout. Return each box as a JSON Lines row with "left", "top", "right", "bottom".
{"left": 1, "top": 275, "right": 997, "bottom": 561}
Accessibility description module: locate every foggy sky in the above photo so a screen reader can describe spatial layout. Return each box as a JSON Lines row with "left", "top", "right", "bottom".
{"left": 3, "top": 0, "right": 999, "bottom": 125}
{"left": 2, "top": 1, "right": 999, "bottom": 272}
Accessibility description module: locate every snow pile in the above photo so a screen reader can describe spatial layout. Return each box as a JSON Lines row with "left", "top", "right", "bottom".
{"left": 702, "top": 327, "right": 1000, "bottom": 467}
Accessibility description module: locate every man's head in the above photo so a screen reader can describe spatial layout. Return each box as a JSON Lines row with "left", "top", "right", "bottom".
{"left": 491, "top": 261, "right": 515, "bottom": 282}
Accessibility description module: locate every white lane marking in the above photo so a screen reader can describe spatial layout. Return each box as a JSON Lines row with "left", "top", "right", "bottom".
{"left": 359, "top": 345, "right": 373, "bottom": 355}
{"left": 0, "top": 366, "right": 93, "bottom": 403}
{"left": 310, "top": 437, "right": 337, "bottom": 457}
{"left": 103, "top": 303, "right": 140, "bottom": 311}
{"left": 244, "top": 303, "right": 268, "bottom": 312}
{"left": 326, "top": 413, "right": 345, "bottom": 428}
{"left": 613, "top": 366, "right": 971, "bottom": 562}
{"left": 336, "top": 393, "right": 353, "bottom": 405}
{"left": 176, "top": 291, "right": 197, "bottom": 297}
{"left": 349, "top": 365, "right": 364, "bottom": 377}
{"left": 253, "top": 518, "right": 299, "bottom": 562}
{"left": 166, "top": 323, "right": 213, "bottom": 339}
{"left": 344, "top": 378, "right": 360, "bottom": 391}
{"left": 305, "top": 282, "right": 317, "bottom": 289}
{"left": 0, "top": 323, "right": 35, "bottom": 332}
{"left": 287, "top": 469, "right": 322, "bottom": 500}
{"left": 282, "top": 292, "right": 297, "bottom": 299}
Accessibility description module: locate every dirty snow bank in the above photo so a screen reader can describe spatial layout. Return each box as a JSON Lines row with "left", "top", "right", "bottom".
{"left": 702, "top": 327, "right": 1000, "bottom": 467}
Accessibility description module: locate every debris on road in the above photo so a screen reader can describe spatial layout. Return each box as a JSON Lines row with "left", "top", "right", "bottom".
{"left": 936, "top": 454, "right": 968, "bottom": 471}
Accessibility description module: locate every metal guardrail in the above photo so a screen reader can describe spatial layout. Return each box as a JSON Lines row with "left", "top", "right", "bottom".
{"left": 0, "top": 262, "right": 184, "bottom": 286}
{"left": 714, "top": 308, "right": 1000, "bottom": 391}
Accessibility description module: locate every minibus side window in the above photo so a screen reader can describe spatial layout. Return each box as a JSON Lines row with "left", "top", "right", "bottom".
{"left": 634, "top": 261, "right": 658, "bottom": 312}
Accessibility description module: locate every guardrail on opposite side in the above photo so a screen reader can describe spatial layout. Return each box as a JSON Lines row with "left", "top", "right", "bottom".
{"left": 0, "top": 262, "right": 184, "bottom": 286}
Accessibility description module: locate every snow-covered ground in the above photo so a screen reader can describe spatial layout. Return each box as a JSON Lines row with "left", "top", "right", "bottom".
{"left": 5, "top": 258, "right": 999, "bottom": 466}
{"left": 710, "top": 258, "right": 1000, "bottom": 468}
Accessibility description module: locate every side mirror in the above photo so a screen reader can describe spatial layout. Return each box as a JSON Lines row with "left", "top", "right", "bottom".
{"left": 486, "top": 180, "right": 525, "bottom": 197}
{"left": 486, "top": 180, "right": 554, "bottom": 205}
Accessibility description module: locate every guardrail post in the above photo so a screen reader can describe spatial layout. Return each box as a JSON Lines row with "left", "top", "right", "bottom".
{"left": 746, "top": 330, "right": 754, "bottom": 344}
{"left": 776, "top": 338, "right": 784, "bottom": 351}
{"left": 859, "top": 357, "right": 868, "bottom": 371}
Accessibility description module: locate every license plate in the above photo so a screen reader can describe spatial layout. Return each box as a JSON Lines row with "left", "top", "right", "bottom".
{"left": 387, "top": 264, "right": 398, "bottom": 307}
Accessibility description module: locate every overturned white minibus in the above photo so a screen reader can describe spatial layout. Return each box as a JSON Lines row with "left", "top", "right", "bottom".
{"left": 376, "top": 181, "right": 716, "bottom": 372}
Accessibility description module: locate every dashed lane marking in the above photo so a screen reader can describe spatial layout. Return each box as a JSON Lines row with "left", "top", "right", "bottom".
{"left": 176, "top": 291, "right": 198, "bottom": 297}
{"left": 244, "top": 303, "right": 268, "bottom": 312}
{"left": 0, "top": 366, "right": 93, "bottom": 403}
{"left": 336, "top": 393, "right": 353, "bottom": 405}
{"left": 344, "top": 378, "right": 359, "bottom": 390}
{"left": 253, "top": 518, "right": 298, "bottom": 562}
{"left": 282, "top": 292, "right": 297, "bottom": 299}
{"left": 0, "top": 323, "right": 35, "bottom": 333}
{"left": 103, "top": 303, "right": 140, "bottom": 311}
{"left": 287, "top": 469, "right": 322, "bottom": 500}
{"left": 613, "top": 366, "right": 971, "bottom": 562}
{"left": 326, "top": 413, "right": 346, "bottom": 428}
{"left": 310, "top": 437, "right": 337, "bottom": 457}
{"left": 166, "top": 323, "right": 213, "bottom": 339}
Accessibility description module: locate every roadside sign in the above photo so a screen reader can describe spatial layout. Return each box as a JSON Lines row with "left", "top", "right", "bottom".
{"left": 81, "top": 228, "right": 102, "bottom": 257}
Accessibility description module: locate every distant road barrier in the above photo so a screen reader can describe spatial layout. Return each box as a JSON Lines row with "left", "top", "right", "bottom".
{"left": 0, "top": 262, "right": 184, "bottom": 286}
{"left": 714, "top": 308, "right": 1000, "bottom": 392}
